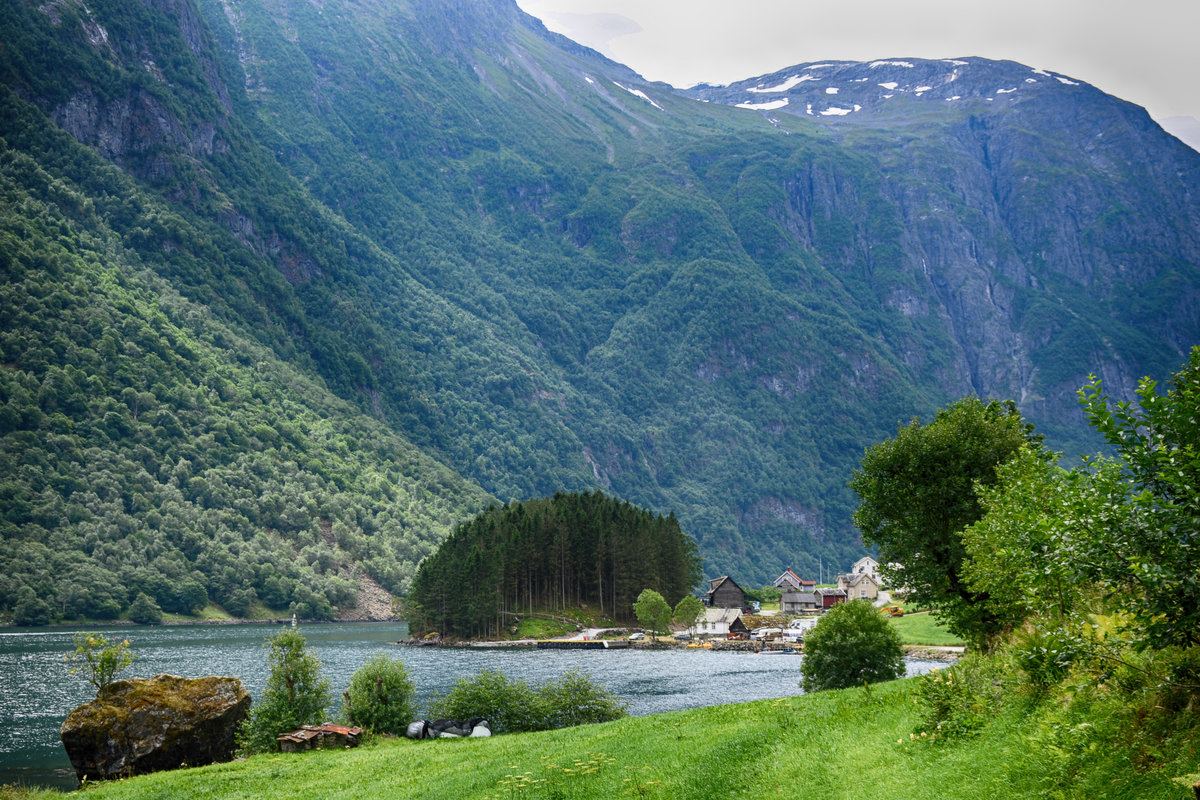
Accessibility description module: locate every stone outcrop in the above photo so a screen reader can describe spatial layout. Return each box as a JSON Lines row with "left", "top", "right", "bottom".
{"left": 60, "top": 674, "right": 250, "bottom": 783}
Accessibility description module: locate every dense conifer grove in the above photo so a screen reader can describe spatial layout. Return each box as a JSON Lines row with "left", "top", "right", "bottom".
{"left": 407, "top": 492, "right": 702, "bottom": 638}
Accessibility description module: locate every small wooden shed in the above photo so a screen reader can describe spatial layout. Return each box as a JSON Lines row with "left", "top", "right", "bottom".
{"left": 278, "top": 723, "right": 363, "bottom": 752}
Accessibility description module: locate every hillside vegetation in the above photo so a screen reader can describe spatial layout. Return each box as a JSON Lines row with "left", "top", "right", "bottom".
{"left": 7, "top": 668, "right": 1196, "bottom": 800}
{"left": 2, "top": 0, "right": 1198, "bottom": 621}
{"left": 0, "top": 95, "right": 491, "bottom": 622}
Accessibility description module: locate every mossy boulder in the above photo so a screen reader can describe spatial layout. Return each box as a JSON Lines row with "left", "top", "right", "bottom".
{"left": 60, "top": 674, "right": 250, "bottom": 782}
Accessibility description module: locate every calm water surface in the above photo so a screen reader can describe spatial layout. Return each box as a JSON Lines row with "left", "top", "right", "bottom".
{"left": 0, "top": 622, "right": 945, "bottom": 790}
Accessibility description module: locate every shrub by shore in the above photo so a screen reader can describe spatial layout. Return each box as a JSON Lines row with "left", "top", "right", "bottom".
{"left": 8, "top": 659, "right": 1195, "bottom": 800}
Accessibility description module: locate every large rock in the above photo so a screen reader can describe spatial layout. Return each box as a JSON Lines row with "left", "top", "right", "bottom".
{"left": 60, "top": 674, "right": 250, "bottom": 782}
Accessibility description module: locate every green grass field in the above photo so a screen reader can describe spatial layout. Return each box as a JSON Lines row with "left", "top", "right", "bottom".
{"left": 9, "top": 673, "right": 1193, "bottom": 800}
{"left": 888, "top": 611, "right": 966, "bottom": 647}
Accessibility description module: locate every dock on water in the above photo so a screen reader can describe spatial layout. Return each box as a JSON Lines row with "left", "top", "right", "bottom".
{"left": 536, "top": 639, "right": 631, "bottom": 650}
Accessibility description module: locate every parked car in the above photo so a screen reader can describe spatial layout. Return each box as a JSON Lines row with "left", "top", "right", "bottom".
{"left": 673, "top": 632, "right": 692, "bottom": 640}
{"left": 629, "top": 632, "right": 646, "bottom": 640}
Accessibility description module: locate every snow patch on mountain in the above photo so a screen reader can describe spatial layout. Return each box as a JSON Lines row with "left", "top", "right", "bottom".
{"left": 748, "top": 74, "right": 816, "bottom": 93}
{"left": 614, "top": 82, "right": 663, "bottom": 110}
{"left": 738, "top": 98, "right": 789, "bottom": 111}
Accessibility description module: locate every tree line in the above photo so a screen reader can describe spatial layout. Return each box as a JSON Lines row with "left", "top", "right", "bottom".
{"left": 852, "top": 346, "right": 1200, "bottom": 654}
{"left": 407, "top": 491, "right": 702, "bottom": 639}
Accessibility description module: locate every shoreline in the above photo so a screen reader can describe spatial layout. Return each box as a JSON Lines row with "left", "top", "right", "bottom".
{"left": 0, "top": 616, "right": 400, "bottom": 631}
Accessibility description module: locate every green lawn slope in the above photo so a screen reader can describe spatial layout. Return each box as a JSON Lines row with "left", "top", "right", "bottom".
{"left": 17, "top": 674, "right": 1194, "bottom": 800}
{"left": 889, "top": 611, "right": 967, "bottom": 647}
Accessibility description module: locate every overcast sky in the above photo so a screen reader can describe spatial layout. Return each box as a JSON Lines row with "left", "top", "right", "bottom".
{"left": 515, "top": 0, "right": 1200, "bottom": 124}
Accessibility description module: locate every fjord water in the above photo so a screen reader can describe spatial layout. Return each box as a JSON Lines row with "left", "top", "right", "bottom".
{"left": 0, "top": 623, "right": 944, "bottom": 790}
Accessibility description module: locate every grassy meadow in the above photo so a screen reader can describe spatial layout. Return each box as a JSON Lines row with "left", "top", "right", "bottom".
{"left": 6, "top": 672, "right": 1195, "bottom": 800}
{"left": 888, "top": 611, "right": 966, "bottom": 647}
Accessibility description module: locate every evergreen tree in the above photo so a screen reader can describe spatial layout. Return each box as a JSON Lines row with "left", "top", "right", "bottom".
{"left": 408, "top": 492, "right": 700, "bottom": 637}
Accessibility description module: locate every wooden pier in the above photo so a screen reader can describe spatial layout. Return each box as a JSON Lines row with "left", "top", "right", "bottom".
{"left": 536, "top": 639, "right": 630, "bottom": 650}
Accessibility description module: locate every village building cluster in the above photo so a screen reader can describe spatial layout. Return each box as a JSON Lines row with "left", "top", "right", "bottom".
{"left": 687, "top": 557, "right": 891, "bottom": 641}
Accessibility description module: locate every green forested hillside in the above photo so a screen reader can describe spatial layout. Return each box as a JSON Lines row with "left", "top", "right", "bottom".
{"left": 0, "top": 89, "right": 490, "bottom": 621}
{"left": 1, "top": 0, "right": 1197, "bottom": 623}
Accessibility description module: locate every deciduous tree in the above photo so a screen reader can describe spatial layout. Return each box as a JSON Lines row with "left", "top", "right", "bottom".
{"left": 236, "top": 627, "right": 332, "bottom": 753}
{"left": 343, "top": 653, "right": 416, "bottom": 735}
{"left": 672, "top": 594, "right": 704, "bottom": 631}
{"left": 64, "top": 632, "right": 134, "bottom": 694}
{"left": 633, "top": 588, "right": 672, "bottom": 635}
{"left": 850, "top": 397, "right": 1039, "bottom": 646}
{"left": 1078, "top": 347, "right": 1200, "bottom": 648}
{"left": 801, "top": 599, "right": 904, "bottom": 691}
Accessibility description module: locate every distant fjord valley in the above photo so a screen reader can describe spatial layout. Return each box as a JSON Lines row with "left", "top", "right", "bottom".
{"left": 1, "top": 0, "right": 1197, "bottom": 627}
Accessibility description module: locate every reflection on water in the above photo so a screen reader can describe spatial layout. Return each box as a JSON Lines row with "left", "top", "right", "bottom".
{"left": 0, "top": 622, "right": 945, "bottom": 790}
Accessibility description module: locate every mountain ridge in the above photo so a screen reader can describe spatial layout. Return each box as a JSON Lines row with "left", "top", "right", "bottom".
{"left": 1, "top": 0, "right": 1197, "bottom": 623}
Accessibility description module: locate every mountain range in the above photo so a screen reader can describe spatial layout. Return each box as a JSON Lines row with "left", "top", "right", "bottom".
{"left": 1, "top": 0, "right": 1197, "bottom": 622}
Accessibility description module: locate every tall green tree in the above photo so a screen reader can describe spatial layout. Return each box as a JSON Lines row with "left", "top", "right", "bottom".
{"left": 128, "top": 592, "right": 164, "bottom": 625}
{"left": 850, "top": 397, "right": 1040, "bottom": 646}
{"left": 633, "top": 589, "right": 672, "bottom": 635}
{"left": 237, "top": 627, "right": 332, "bottom": 754}
{"left": 1078, "top": 347, "right": 1200, "bottom": 648}
{"left": 672, "top": 594, "right": 704, "bottom": 632}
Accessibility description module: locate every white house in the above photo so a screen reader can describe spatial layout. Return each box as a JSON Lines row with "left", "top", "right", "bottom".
{"left": 836, "top": 571, "right": 880, "bottom": 601}
{"left": 689, "top": 607, "right": 748, "bottom": 638}
{"left": 851, "top": 556, "right": 881, "bottom": 582}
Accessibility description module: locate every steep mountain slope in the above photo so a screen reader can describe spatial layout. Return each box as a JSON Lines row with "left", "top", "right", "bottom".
{"left": 1, "top": 0, "right": 1197, "bottom": 616}
{"left": 684, "top": 58, "right": 1200, "bottom": 434}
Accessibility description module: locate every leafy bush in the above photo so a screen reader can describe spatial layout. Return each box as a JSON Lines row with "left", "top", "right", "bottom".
{"left": 342, "top": 653, "right": 416, "bottom": 735}
{"left": 801, "top": 600, "right": 904, "bottom": 692}
{"left": 429, "top": 669, "right": 627, "bottom": 733}
{"left": 236, "top": 627, "right": 332, "bottom": 754}
{"left": 913, "top": 653, "right": 1009, "bottom": 739}
{"left": 1011, "top": 626, "right": 1089, "bottom": 691}
{"left": 536, "top": 669, "right": 629, "bottom": 729}
{"left": 429, "top": 670, "right": 542, "bottom": 734}
{"left": 63, "top": 632, "right": 134, "bottom": 694}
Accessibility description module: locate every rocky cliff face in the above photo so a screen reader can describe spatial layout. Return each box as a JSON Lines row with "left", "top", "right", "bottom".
{"left": 683, "top": 58, "right": 1200, "bottom": 442}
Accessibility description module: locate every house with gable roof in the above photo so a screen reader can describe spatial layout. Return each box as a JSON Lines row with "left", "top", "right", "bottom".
{"left": 689, "top": 607, "right": 750, "bottom": 639}
{"left": 781, "top": 590, "right": 820, "bottom": 614}
{"left": 703, "top": 576, "right": 746, "bottom": 609}
{"left": 851, "top": 556, "right": 881, "bottom": 583}
{"left": 816, "top": 587, "right": 847, "bottom": 610}
{"left": 836, "top": 570, "right": 880, "bottom": 601}
{"left": 773, "top": 568, "right": 815, "bottom": 593}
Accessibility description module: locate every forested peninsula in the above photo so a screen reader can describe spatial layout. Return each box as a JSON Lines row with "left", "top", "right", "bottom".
{"left": 407, "top": 492, "right": 701, "bottom": 638}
